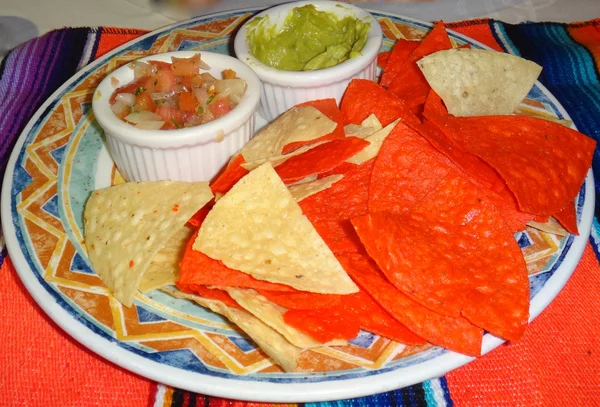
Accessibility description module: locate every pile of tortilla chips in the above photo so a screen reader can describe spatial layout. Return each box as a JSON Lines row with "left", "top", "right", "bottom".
{"left": 85, "top": 22, "right": 596, "bottom": 372}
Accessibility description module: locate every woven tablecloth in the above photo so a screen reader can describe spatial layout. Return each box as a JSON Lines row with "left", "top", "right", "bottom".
{"left": 1, "top": 18, "right": 599, "bottom": 407}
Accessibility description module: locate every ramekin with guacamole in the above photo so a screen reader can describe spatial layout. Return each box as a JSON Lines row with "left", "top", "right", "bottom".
{"left": 246, "top": 4, "right": 371, "bottom": 71}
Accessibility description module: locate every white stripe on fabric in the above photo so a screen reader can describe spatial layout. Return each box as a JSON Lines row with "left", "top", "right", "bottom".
{"left": 153, "top": 383, "right": 167, "bottom": 407}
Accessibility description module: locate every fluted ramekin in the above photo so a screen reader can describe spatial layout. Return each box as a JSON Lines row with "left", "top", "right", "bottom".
{"left": 92, "top": 51, "right": 260, "bottom": 182}
{"left": 234, "top": 1, "right": 383, "bottom": 122}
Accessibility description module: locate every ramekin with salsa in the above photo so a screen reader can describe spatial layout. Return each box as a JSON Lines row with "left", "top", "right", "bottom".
{"left": 110, "top": 54, "right": 247, "bottom": 130}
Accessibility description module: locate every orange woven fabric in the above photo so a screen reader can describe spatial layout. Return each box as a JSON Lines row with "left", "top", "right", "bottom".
{"left": 0, "top": 258, "right": 152, "bottom": 406}
{"left": 446, "top": 243, "right": 600, "bottom": 406}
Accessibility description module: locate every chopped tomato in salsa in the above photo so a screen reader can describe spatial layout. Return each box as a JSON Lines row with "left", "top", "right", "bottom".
{"left": 109, "top": 54, "right": 247, "bottom": 130}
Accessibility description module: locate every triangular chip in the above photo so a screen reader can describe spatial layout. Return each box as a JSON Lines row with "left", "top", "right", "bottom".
{"left": 275, "top": 137, "right": 369, "bottom": 183}
{"left": 346, "top": 119, "right": 399, "bottom": 165}
{"left": 526, "top": 217, "right": 569, "bottom": 237}
{"left": 225, "top": 288, "right": 346, "bottom": 348}
{"left": 84, "top": 181, "right": 213, "bottom": 306}
{"left": 288, "top": 174, "right": 343, "bottom": 202}
{"left": 239, "top": 106, "right": 337, "bottom": 162}
{"left": 240, "top": 140, "right": 330, "bottom": 171}
{"left": 139, "top": 225, "right": 194, "bottom": 292}
{"left": 343, "top": 114, "right": 382, "bottom": 138}
{"left": 194, "top": 163, "right": 358, "bottom": 294}
{"left": 163, "top": 287, "right": 302, "bottom": 372}
{"left": 417, "top": 48, "right": 542, "bottom": 116}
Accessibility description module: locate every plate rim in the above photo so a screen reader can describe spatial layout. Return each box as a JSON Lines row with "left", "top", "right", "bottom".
{"left": 0, "top": 7, "right": 594, "bottom": 402}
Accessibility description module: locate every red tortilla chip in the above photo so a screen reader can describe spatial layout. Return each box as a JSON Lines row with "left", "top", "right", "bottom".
{"left": 354, "top": 170, "right": 530, "bottom": 341}
{"left": 178, "top": 230, "right": 294, "bottom": 292}
{"left": 338, "top": 254, "right": 483, "bottom": 356}
{"left": 410, "top": 21, "right": 452, "bottom": 61}
{"left": 258, "top": 290, "right": 341, "bottom": 310}
{"left": 310, "top": 219, "right": 365, "bottom": 254}
{"left": 186, "top": 200, "right": 213, "bottom": 228}
{"left": 380, "top": 39, "right": 420, "bottom": 87}
{"left": 422, "top": 89, "right": 448, "bottom": 119}
{"left": 340, "top": 79, "right": 420, "bottom": 127}
{"left": 283, "top": 308, "right": 360, "bottom": 343}
{"left": 210, "top": 154, "right": 249, "bottom": 195}
{"left": 181, "top": 285, "right": 242, "bottom": 309}
{"left": 282, "top": 98, "right": 345, "bottom": 154}
{"left": 342, "top": 290, "right": 426, "bottom": 345}
{"left": 377, "top": 51, "right": 391, "bottom": 69}
{"left": 434, "top": 115, "right": 595, "bottom": 215}
{"left": 299, "top": 159, "right": 374, "bottom": 222}
{"left": 418, "top": 120, "right": 503, "bottom": 189}
{"left": 484, "top": 183, "right": 535, "bottom": 234}
{"left": 275, "top": 137, "right": 369, "bottom": 184}
{"left": 553, "top": 202, "right": 579, "bottom": 235}
{"left": 386, "top": 63, "right": 430, "bottom": 108}
{"left": 368, "top": 121, "right": 454, "bottom": 214}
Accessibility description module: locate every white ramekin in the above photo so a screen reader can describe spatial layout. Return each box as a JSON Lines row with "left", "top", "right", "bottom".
{"left": 234, "top": 1, "right": 383, "bottom": 122}
{"left": 92, "top": 51, "right": 261, "bottom": 183}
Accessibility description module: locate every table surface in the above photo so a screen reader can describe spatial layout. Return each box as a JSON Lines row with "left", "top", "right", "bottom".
{"left": 1, "top": 0, "right": 599, "bottom": 49}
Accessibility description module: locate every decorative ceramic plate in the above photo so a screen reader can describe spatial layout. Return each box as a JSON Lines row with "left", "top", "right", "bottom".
{"left": 1, "top": 8, "right": 594, "bottom": 403}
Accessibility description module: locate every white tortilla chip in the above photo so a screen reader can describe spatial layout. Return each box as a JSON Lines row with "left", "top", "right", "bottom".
{"left": 344, "top": 114, "right": 383, "bottom": 138}
{"left": 288, "top": 174, "right": 343, "bottom": 202}
{"left": 84, "top": 181, "right": 213, "bottom": 306}
{"left": 241, "top": 141, "right": 329, "bottom": 172}
{"left": 139, "top": 226, "right": 194, "bottom": 293}
{"left": 417, "top": 48, "right": 542, "bottom": 116}
{"left": 239, "top": 106, "right": 337, "bottom": 162}
{"left": 226, "top": 288, "right": 346, "bottom": 349}
{"left": 346, "top": 119, "right": 399, "bottom": 165}
{"left": 526, "top": 217, "right": 569, "bottom": 237}
{"left": 194, "top": 163, "right": 358, "bottom": 294}
{"left": 162, "top": 287, "right": 302, "bottom": 372}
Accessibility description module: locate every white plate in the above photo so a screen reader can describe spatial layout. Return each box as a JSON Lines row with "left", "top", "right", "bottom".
{"left": 0, "top": 8, "right": 594, "bottom": 403}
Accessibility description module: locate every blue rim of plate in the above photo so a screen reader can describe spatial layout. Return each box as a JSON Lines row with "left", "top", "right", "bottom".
{"left": 0, "top": 7, "right": 595, "bottom": 403}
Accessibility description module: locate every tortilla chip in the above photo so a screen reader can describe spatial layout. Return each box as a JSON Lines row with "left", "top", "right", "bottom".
{"left": 309, "top": 219, "right": 365, "bottom": 255}
{"left": 299, "top": 160, "right": 374, "bottom": 222}
{"left": 340, "top": 79, "right": 420, "bottom": 128}
{"left": 346, "top": 119, "right": 399, "bottom": 165}
{"left": 194, "top": 163, "right": 358, "bottom": 294}
{"left": 239, "top": 106, "right": 337, "bottom": 162}
{"left": 283, "top": 307, "right": 361, "bottom": 343}
{"left": 552, "top": 202, "right": 579, "bottom": 235}
{"left": 289, "top": 174, "right": 343, "bottom": 202}
{"left": 178, "top": 229, "right": 295, "bottom": 292}
{"left": 341, "top": 290, "right": 426, "bottom": 345}
{"left": 139, "top": 225, "right": 194, "bottom": 292}
{"left": 343, "top": 114, "right": 383, "bottom": 139}
{"left": 368, "top": 121, "right": 454, "bottom": 215}
{"left": 163, "top": 287, "right": 302, "bottom": 372}
{"left": 387, "top": 65, "right": 431, "bottom": 108}
{"left": 182, "top": 285, "right": 241, "bottom": 308}
{"left": 433, "top": 115, "right": 595, "bottom": 215}
{"left": 275, "top": 137, "right": 369, "bottom": 184}
{"left": 354, "top": 171, "right": 531, "bottom": 341}
{"left": 338, "top": 254, "right": 483, "bottom": 356}
{"left": 417, "top": 48, "right": 542, "bottom": 116}
{"left": 226, "top": 288, "right": 345, "bottom": 348}
{"left": 210, "top": 154, "right": 248, "bottom": 195}
{"left": 418, "top": 120, "right": 503, "bottom": 189}
{"left": 257, "top": 289, "right": 342, "bottom": 310}
{"left": 84, "top": 181, "right": 213, "bottom": 307}
{"left": 377, "top": 51, "right": 392, "bottom": 69}
{"left": 281, "top": 99, "right": 345, "bottom": 154}
{"left": 526, "top": 217, "right": 569, "bottom": 237}
{"left": 379, "top": 39, "right": 420, "bottom": 87}
{"left": 240, "top": 141, "right": 330, "bottom": 172}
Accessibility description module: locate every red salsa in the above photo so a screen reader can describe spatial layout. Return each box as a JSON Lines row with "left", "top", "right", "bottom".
{"left": 110, "top": 54, "right": 247, "bottom": 130}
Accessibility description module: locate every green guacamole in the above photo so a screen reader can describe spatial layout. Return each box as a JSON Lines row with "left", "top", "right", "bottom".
{"left": 247, "top": 5, "right": 370, "bottom": 71}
